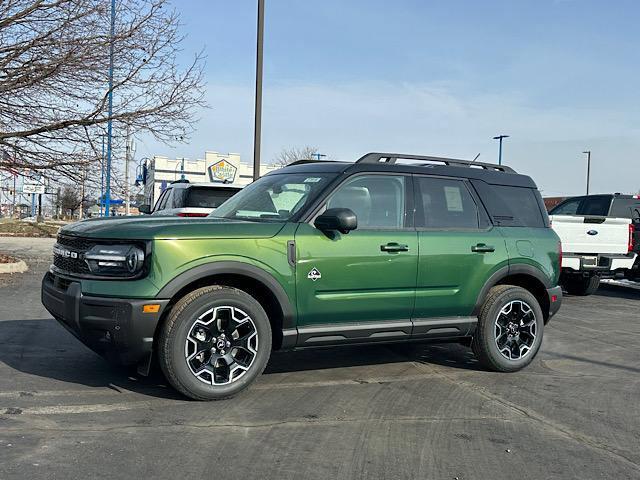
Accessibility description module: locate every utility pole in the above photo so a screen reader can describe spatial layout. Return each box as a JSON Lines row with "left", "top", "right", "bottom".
{"left": 125, "top": 124, "right": 131, "bottom": 215}
{"left": 252, "top": 0, "right": 265, "bottom": 181}
{"left": 100, "top": 135, "right": 105, "bottom": 217}
{"left": 105, "top": 0, "right": 116, "bottom": 216}
{"left": 312, "top": 153, "right": 327, "bottom": 161}
{"left": 493, "top": 135, "right": 509, "bottom": 165}
{"left": 583, "top": 150, "right": 591, "bottom": 195}
{"left": 79, "top": 164, "right": 86, "bottom": 219}
{"left": 12, "top": 173, "right": 16, "bottom": 218}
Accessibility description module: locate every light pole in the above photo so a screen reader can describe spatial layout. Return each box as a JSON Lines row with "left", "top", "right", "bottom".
{"left": 493, "top": 135, "right": 509, "bottom": 165}
{"left": 312, "top": 153, "right": 326, "bottom": 161}
{"left": 252, "top": 0, "right": 265, "bottom": 181}
{"left": 104, "top": 0, "right": 116, "bottom": 216}
{"left": 583, "top": 150, "right": 591, "bottom": 195}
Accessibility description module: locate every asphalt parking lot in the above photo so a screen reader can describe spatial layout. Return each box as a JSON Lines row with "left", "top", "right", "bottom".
{"left": 1, "top": 237, "right": 639, "bottom": 479}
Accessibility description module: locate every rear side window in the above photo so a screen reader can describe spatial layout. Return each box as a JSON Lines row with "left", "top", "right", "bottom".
{"left": 471, "top": 180, "right": 545, "bottom": 227}
{"left": 579, "top": 195, "right": 611, "bottom": 216}
{"left": 185, "top": 187, "right": 238, "bottom": 208}
{"left": 415, "top": 177, "right": 479, "bottom": 229}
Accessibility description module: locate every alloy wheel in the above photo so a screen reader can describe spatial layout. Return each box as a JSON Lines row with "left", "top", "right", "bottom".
{"left": 184, "top": 306, "right": 258, "bottom": 385}
{"left": 494, "top": 300, "right": 537, "bottom": 361}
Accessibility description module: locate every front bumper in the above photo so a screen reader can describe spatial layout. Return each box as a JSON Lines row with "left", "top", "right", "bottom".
{"left": 546, "top": 285, "right": 562, "bottom": 320}
{"left": 41, "top": 272, "right": 169, "bottom": 366}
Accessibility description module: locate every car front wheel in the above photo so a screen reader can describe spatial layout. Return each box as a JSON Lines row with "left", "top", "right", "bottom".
{"left": 158, "top": 285, "right": 272, "bottom": 400}
{"left": 472, "top": 285, "right": 544, "bottom": 372}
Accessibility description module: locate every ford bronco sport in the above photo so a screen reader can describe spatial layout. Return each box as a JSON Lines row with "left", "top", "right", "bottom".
{"left": 42, "top": 152, "right": 562, "bottom": 400}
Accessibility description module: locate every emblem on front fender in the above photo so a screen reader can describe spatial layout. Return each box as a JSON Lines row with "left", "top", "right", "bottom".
{"left": 307, "top": 267, "right": 321, "bottom": 281}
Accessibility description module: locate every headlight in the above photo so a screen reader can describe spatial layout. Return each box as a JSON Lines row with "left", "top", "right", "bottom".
{"left": 84, "top": 244, "right": 145, "bottom": 276}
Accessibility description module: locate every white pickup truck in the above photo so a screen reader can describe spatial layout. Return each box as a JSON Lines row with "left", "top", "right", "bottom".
{"left": 549, "top": 194, "right": 638, "bottom": 295}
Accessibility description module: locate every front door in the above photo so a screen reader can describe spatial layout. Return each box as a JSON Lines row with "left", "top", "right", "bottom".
{"left": 294, "top": 174, "right": 418, "bottom": 344}
{"left": 412, "top": 175, "right": 508, "bottom": 323}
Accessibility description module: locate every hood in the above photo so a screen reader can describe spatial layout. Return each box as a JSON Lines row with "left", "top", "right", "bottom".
{"left": 59, "top": 216, "right": 286, "bottom": 240}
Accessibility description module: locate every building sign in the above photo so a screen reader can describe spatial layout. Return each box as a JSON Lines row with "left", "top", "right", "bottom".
{"left": 208, "top": 159, "right": 237, "bottom": 183}
{"left": 22, "top": 183, "right": 45, "bottom": 194}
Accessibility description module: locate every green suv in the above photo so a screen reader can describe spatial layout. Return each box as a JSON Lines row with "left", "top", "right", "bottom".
{"left": 42, "top": 153, "right": 562, "bottom": 400}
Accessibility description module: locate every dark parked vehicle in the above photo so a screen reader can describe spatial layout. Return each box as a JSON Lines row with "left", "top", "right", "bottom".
{"left": 139, "top": 181, "right": 242, "bottom": 217}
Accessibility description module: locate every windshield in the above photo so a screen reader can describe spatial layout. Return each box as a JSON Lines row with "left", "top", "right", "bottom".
{"left": 210, "top": 173, "right": 332, "bottom": 221}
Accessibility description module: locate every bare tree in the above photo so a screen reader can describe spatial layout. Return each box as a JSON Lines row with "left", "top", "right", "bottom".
{"left": 0, "top": 0, "right": 206, "bottom": 180}
{"left": 273, "top": 146, "right": 320, "bottom": 167}
{"left": 57, "top": 185, "right": 82, "bottom": 217}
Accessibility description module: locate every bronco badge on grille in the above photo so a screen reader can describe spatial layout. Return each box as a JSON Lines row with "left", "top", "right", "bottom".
{"left": 53, "top": 244, "right": 80, "bottom": 259}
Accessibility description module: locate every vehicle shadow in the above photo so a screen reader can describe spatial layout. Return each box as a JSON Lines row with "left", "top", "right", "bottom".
{"left": 594, "top": 283, "right": 640, "bottom": 300}
{"left": 0, "top": 319, "right": 482, "bottom": 399}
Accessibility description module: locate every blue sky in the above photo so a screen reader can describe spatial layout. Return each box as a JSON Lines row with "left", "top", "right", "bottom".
{"left": 139, "top": 0, "right": 640, "bottom": 196}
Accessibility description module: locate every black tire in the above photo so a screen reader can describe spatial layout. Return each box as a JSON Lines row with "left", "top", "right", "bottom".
{"left": 158, "top": 285, "right": 272, "bottom": 401}
{"left": 472, "top": 285, "right": 544, "bottom": 372}
{"left": 563, "top": 274, "right": 600, "bottom": 296}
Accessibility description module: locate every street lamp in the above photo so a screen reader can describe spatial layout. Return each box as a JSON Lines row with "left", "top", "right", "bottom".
{"left": 312, "top": 153, "right": 327, "bottom": 161}
{"left": 583, "top": 150, "right": 591, "bottom": 195}
{"left": 252, "top": 0, "right": 265, "bottom": 181}
{"left": 493, "top": 135, "right": 509, "bottom": 165}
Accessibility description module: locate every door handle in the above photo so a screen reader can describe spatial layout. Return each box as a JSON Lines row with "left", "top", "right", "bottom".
{"left": 471, "top": 243, "right": 495, "bottom": 253}
{"left": 381, "top": 242, "right": 409, "bottom": 252}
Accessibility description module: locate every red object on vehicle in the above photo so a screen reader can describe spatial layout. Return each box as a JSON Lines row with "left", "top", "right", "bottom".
{"left": 176, "top": 212, "right": 208, "bottom": 218}
{"left": 629, "top": 223, "right": 635, "bottom": 253}
{"left": 558, "top": 241, "right": 563, "bottom": 269}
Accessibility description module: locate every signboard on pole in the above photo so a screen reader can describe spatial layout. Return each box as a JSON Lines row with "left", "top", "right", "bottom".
{"left": 208, "top": 159, "right": 237, "bottom": 183}
{"left": 23, "top": 183, "right": 45, "bottom": 194}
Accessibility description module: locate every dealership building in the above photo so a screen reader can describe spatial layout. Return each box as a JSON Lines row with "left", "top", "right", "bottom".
{"left": 143, "top": 151, "right": 280, "bottom": 207}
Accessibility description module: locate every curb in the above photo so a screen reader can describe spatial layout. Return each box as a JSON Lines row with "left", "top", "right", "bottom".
{"left": 0, "top": 259, "right": 28, "bottom": 274}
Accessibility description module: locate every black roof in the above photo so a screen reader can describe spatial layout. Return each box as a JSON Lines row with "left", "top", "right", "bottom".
{"left": 271, "top": 152, "right": 537, "bottom": 188}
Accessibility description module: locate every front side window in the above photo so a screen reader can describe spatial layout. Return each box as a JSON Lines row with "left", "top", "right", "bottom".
{"left": 415, "top": 177, "right": 479, "bottom": 229}
{"left": 325, "top": 175, "right": 406, "bottom": 229}
{"left": 211, "top": 174, "right": 331, "bottom": 221}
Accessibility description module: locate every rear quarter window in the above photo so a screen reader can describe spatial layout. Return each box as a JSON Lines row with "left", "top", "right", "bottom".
{"left": 471, "top": 180, "right": 546, "bottom": 228}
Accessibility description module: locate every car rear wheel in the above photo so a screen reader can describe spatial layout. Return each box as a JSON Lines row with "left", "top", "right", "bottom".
{"left": 472, "top": 285, "right": 544, "bottom": 372}
{"left": 158, "top": 285, "right": 272, "bottom": 400}
{"left": 562, "top": 274, "right": 600, "bottom": 296}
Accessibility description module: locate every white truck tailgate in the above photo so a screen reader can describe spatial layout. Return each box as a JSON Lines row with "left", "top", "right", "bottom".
{"left": 550, "top": 215, "right": 630, "bottom": 254}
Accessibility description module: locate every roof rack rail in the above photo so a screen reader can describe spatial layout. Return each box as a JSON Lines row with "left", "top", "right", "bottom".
{"left": 356, "top": 152, "right": 515, "bottom": 173}
{"left": 286, "top": 159, "right": 326, "bottom": 166}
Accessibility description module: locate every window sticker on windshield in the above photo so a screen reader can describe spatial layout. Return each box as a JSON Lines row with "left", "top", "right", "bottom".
{"left": 444, "top": 186, "right": 463, "bottom": 212}
{"left": 304, "top": 177, "right": 321, "bottom": 183}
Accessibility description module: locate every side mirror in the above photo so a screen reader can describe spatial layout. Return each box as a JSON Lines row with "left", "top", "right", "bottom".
{"left": 314, "top": 208, "right": 357, "bottom": 234}
{"left": 139, "top": 204, "right": 152, "bottom": 215}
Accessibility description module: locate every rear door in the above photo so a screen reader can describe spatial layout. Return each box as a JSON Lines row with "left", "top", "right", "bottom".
{"left": 294, "top": 173, "right": 418, "bottom": 342}
{"left": 412, "top": 175, "right": 508, "bottom": 324}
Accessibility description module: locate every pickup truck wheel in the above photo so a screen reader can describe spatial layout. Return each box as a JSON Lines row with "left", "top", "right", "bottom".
{"left": 158, "top": 285, "right": 272, "bottom": 401}
{"left": 472, "top": 285, "right": 544, "bottom": 372}
{"left": 563, "top": 274, "right": 600, "bottom": 296}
